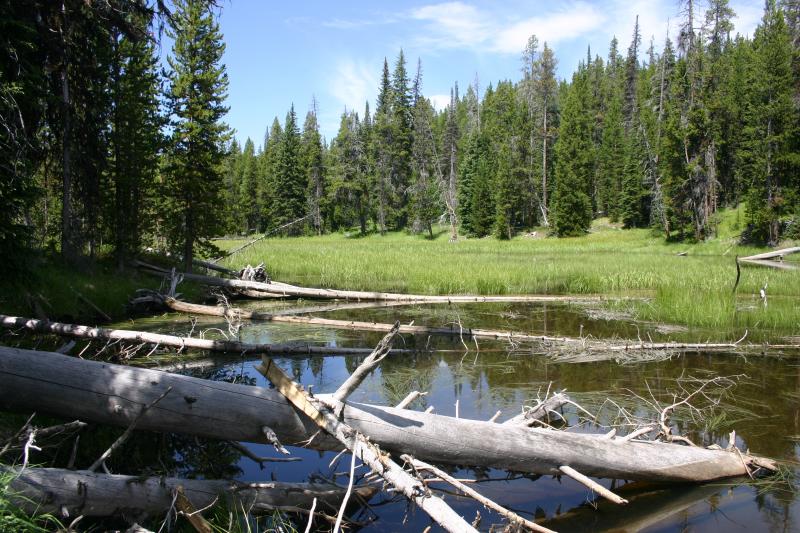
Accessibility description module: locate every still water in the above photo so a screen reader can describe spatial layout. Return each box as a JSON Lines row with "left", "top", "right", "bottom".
{"left": 135, "top": 300, "right": 800, "bottom": 532}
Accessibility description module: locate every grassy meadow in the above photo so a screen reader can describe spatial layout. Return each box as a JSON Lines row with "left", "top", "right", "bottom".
{"left": 219, "top": 211, "right": 800, "bottom": 337}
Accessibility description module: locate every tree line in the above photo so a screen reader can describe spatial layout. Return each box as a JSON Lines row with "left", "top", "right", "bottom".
{"left": 2, "top": 0, "right": 799, "bottom": 279}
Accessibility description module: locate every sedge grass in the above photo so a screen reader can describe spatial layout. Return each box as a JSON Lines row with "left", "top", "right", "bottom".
{"left": 217, "top": 218, "right": 799, "bottom": 338}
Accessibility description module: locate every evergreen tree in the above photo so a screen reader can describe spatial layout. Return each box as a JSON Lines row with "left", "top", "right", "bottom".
{"left": 108, "top": 16, "right": 163, "bottom": 268}
{"left": 163, "top": 0, "right": 230, "bottom": 271}
{"left": 552, "top": 70, "right": 593, "bottom": 236}
{"left": 302, "top": 101, "right": 325, "bottom": 234}
{"left": 238, "top": 138, "right": 259, "bottom": 232}
{"left": 272, "top": 105, "right": 306, "bottom": 234}
{"left": 260, "top": 117, "right": 282, "bottom": 230}
{"left": 743, "top": 0, "right": 797, "bottom": 243}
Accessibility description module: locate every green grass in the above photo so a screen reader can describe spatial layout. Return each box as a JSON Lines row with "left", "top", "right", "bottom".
{"left": 218, "top": 213, "right": 800, "bottom": 337}
{"left": 0, "top": 254, "right": 203, "bottom": 323}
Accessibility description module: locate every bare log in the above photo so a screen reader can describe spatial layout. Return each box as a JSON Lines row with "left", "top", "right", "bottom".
{"left": 5, "top": 466, "right": 376, "bottom": 518}
{"left": 136, "top": 264, "right": 607, "bottom": 304}
{"left": 740, "top": 247, "right": 800, "bottom": 261}
{"left": 157, "top": 300, "right": 795, "bottom": 354}
{"left": 404, "top": 455, "right": 555, "bottom": 533}
{"left": 0, "top": 315, "right": 411, "bottom": 357}
{"left": 256, "top": 353, "right": 476, "bottom": 533}
{"left": 738, "top": 258, "right": 800, "bottom": 271}
{"left": 0, "top": 346, "right": 776, "bottom": 483}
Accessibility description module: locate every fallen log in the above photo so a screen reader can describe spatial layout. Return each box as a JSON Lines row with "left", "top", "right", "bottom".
{"left": 5, "top": 466, "right": 375, "bottom": 519}
{"left": 157, "top": 299, "right": 797, "bottom": 354}
{"left": 0, "top": 315, "right": 412, "bottom": 357}
{"left": 0, "top": 346, "right": 776, "bottom": 483}
{"left": 740, "top": 246, "right": 800, "bottom": 261}
{"left": 136, "top": 263, "right": 608, "bottom": 303}
{"left": 255, "top": 326, "right": 477, "bottom": 533}
{"left": 738, "top": 258, "right": 800, "bottom": 271}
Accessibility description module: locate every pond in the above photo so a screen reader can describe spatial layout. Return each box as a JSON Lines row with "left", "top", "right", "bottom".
{"left": 123, "top": 298, "right": 800, "bottom": 532}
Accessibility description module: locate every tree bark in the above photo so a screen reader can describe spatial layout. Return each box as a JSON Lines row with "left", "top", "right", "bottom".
{"left": 0, "top": 346, "right": 776, "bottom": 483}
{"left": 5, "top": 466, "right": 375, "bottom": 519}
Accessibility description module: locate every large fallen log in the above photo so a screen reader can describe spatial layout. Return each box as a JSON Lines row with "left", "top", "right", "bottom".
{"left": 135, "top": 262, "right": 608, "bottom": 303}
{"left": 740, "top": 247, "right": 800, "bottom": 261}
{"left": 0, "top": 346, "right": 776, "bottom": 483}
{"left": 0, "top": 315, "right": 412, "bottom": 357}
{"left": 5, "top": 466, "right": 375, "bottom": 519}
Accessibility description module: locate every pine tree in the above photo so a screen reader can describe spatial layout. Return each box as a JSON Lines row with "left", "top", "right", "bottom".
{"left": 302, "top": 101, "right": 325, "bottom": 234}
{"left": 260, "top": 117, "right": 282, "bottom": 230}
{"left": 164, "top": 0, "right": 230, "bottom": 271}
{"left": 373, "top": 58, "right": 393, "bottom": 234}
{"left": 743, "top": 0, "right": 796, "bottom": 243}
{"left": 108, "top": 16, "right": 162, "bottom": 268}
{"left": 552, "top": 70, "right": 593, "bottom": 236}
{"left": 239, "top": 138, "right": 259, "bottom": 232}
{"left": 272, "top": 105, "right": 306, "bottom": 234}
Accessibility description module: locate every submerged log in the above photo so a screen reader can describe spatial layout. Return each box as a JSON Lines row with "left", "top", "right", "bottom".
{"left": 135, "top": 262, "right": 607, "bottom": 303}
{"left": 0, "top": 346, "right": 776, "bottom": 483}
{"left": 0, "top": 315, "right": 412, "bottom": 357}
{"left": 6, "top": 466, "right": 375, "bottom": 518}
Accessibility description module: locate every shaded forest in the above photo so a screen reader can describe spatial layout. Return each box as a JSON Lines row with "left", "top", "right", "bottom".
{"left": 2, "top": 0, "right": 799, "bottom": 279}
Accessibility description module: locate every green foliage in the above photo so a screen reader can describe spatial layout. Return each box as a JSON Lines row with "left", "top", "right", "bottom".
{"left": 163, "top": 0, "right": 230, "bottom": 268}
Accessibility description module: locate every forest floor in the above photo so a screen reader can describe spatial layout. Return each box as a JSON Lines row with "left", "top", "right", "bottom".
{"left": 218, "top": 210, "right": 800, "bottom": 336}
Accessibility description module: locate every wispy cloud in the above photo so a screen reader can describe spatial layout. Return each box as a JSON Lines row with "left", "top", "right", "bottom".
{"left": 409, "top": 1, "right": 606, "bottom": 53}
{"left": 428, "top": 93, "right": 451, "bottom": 110}
{"left": 329, "top": 58, "right": 378, "bottom": 114}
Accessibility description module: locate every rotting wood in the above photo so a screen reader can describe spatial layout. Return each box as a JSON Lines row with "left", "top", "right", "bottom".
{"left": 4, "top": 466, "right": 376, "bottom": 519}
{"left": 255, "top": 347, "right": 477, "bottom": 533}
{"left": 404, "top": 455, "right": 556, "bottom": 533}
{"left": 0, "top": 346, "right": 777, "bottom": 483}
{"left": 134, "top": 262, "right": 610, "bottom": 303}
{"left": 175, "top": 485, "right": 213, "bottom": 533}
{"left": 0, "top": 315, "right": 413, "bottom": 357}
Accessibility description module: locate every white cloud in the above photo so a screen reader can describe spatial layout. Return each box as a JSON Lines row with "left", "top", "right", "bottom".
{"left": 329, "top": 59, "right": 378, "bottom": 115}
{"left": 428, "top": 93, "right": 451, "bottom": 110}
{"left": 411, "top": 2, "right": 492, "bottom": 48}
{"left": 492, "top": 4, "right": 607, "bottom": 53}
{"left": 731, "top": 1, "right": 762, "bottom": 38}
{"left": 409, "top": 1, "right": 610, "bottom": 54}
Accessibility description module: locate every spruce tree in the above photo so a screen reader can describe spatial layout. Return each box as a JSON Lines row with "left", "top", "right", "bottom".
{"left": 164, "top": 0, "right": 230, "bottom": 271}
{"left": 302, "top": 102, "right": 325, "bottom": 234}
{"left": 239, "top": 138, "right": 259, "bottom": 232}
{"left": 108, "top": 17, "right": 162, "bottom": 268}
{"left": 272, "top": 105, "right": 306, "bottom": 234}
{"left": 552, "top": 70, "right": 593, "bottom": 236}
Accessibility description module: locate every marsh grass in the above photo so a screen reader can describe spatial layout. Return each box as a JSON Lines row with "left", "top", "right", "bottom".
{"left": 0, "top": 467, "right": 63, "bottom": 532}
{"left": 218, "top": 216, "right": 800, "bottom": 336}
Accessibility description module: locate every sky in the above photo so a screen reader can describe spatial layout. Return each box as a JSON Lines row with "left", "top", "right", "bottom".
{"left": 210, "top": 0, "right": 764, "bottom": 145}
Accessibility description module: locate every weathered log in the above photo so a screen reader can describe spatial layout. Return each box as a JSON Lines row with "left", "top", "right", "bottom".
{"left": 0, "top": 346, "right": 776, "bottom": 483}
{"left": 256, "top": 344, "right": 476, "bottom": 533}
{"left": 158, "top": 299, "right": 796, "bottom": 354}
{"left": 0, "top": 315, "right": 412, "bottom": 357}
{"left": 137, "top": 264, "right": 607, "bottom": 303}
{"left": 5, "top": 466, "right": 376, "bottom": 518}
{"left": 503, "top": 393, "right": 570, "bottom": 426}
{"left": 738, "top": 258, "right": 800, "bottom": 271}
{"left": 740, "top": 246, "right": 800, "bottom": 261}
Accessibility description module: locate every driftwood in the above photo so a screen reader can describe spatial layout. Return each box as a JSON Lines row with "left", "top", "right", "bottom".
{"left": 135, "top": 263, "right": 607, "bottom": 303}
{"left": 0, "top": 315, "right": 412, "bottom": 357}
{"left": 5, "top": 466, "right": 375, "bottom": 519}
{"left": 156, "top": 299, "right": 799, "bottom": 354}
{"left": 255, "top": 327, "right": 476, "bottom": 533}
{"left": 0, "top": 346, "right": 776, "bottom": 483}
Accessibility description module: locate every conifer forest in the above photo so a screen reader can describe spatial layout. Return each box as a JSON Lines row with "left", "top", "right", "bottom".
{"left": 2, "top": 1, "right": 800, "bottom": 532}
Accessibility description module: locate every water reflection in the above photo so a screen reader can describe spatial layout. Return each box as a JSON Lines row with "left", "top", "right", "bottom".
{"left": 114, "top": 300, "right": 800, "bottom": 531}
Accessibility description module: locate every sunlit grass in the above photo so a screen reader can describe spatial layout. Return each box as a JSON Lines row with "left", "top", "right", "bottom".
{"left": 217, "top": 214, "right": 799, "bottom": 336}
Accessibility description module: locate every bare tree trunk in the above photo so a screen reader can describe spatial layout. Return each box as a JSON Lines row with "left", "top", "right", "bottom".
{"left": 60, "top": 21, "right": 74, "bottom": 261}
{"left": 0, "top": 346, "right": 777, "bottom": 483}
{"left": 6, "top": 466, "right": 375, "bottom": 519}
{"left": 541, "top": 101, "right": 549, "bottom": 226}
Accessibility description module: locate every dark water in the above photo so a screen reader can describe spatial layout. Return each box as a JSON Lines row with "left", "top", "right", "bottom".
{"left": 129, "top": 301, "right": 800, "bottom": 531}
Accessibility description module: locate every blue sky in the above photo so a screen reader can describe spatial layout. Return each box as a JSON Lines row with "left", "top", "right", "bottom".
{"left": 213, "top": 0, "right": 764, "bottom": 144}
